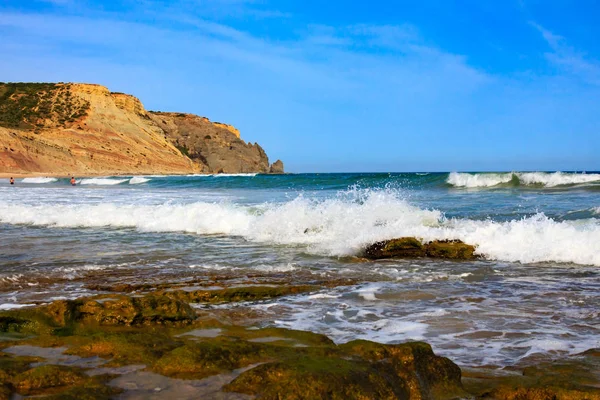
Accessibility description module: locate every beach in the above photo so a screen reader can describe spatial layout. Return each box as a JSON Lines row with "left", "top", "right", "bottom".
{"left": 1, "top": 172, "right": 599, "bottom": 398}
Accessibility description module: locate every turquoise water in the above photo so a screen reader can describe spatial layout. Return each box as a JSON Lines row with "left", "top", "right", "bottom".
{"left": 1, "top": 172, "right": 599, "bottom": 367}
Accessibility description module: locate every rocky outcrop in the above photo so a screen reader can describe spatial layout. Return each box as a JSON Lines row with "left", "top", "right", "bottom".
{"left": 0, "top": 83, "right": 282, "bottom": 175}
{"left": 365, "top": 238, "right": 477, "bottom": 260}
{"left": 270, "top": 159, "right": 284, "bottom": 174}
{"left": 148, "top": 112, "right": 276, "bottom": 173}
{"left": 1, "top": 290, "right": 599, "bottom": 399}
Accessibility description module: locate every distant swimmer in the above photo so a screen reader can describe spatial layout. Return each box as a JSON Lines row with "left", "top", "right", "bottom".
{"left": 9, "top": 177, "right": 14, "bottom": 185}
{"left": 70, "top": 177, "right": 76, "bottom": 186}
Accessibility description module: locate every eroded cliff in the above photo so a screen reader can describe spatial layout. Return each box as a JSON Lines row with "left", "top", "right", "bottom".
{"left": 0, "top": 83, "right": 283, "bottom": 175}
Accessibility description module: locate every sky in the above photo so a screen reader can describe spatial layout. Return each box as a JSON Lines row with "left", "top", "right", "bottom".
{"left": 0, "top": 0, "right": 599, "bottom": 172}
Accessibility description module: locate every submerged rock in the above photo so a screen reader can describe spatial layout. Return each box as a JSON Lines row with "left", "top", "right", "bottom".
{"left": 364, "top": 237, "right": 477, "bottom": 260}
{"left": 12, "top": 365, "right": 85, "bottom": 395}
{"left": 159, "top": 285, "right": 319, "bottom": 304}
{"left": 45, "top": 295, "right": 197, "bottom": 327}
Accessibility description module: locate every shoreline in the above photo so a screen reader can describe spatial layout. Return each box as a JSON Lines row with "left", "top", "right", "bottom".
{"left": 0, "top": 171, "right": 255, "bottom": 179}
{"left": 1, "top": 286, "right": 598, "bottom": 399}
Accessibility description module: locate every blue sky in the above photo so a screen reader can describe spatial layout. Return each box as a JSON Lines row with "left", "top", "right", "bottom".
{"left": 0, "top": 0, "right": 599, "bottom": 172}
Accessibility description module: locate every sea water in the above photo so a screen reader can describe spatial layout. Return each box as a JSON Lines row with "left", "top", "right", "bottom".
{"left": 1, "top": 172, "right": 599, "bottom": 367}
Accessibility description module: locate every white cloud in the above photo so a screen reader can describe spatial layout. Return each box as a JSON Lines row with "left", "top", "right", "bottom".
{"left": 531, "top": 21, "right": 600, "bottom": 86}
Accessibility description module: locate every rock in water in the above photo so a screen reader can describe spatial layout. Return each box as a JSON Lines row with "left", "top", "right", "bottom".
{"left": 364, "top": 237, "right": 426, "bottom": 259}
{"left": 364, "top": 237, "right": 476, "bottom": 260}
{"left": 425, "top": 240, "right": 476, "bottom": 260}
{"left": 269, "top": 159, "right": 284, "bottom": 174}
{"left": 225, "top": 340, "right": 467, "bottom": 400}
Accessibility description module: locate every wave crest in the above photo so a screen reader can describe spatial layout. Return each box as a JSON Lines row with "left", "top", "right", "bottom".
{"left": 447, "top": 172, "right": 600, "bottom": 188}
{"left": 1, "top": 189, "right": 599, "bottom": 266}
{"left": 79, "top": 178, "right": 129, "bottom": 185}
{"left": 21, "top": 177, "right": 58, "bottom": 184}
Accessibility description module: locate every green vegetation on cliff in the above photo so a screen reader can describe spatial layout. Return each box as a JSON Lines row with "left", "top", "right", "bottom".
{"left": 0, "top": 82, "right": 90, "bottom": 130}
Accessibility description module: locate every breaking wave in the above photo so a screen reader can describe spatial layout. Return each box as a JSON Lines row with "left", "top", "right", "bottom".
{"left": 447, "top": 172, "right": 600, "bottom": 188}
{"left": 129, "top": 177, "right": 151, "bottom": 184}
{"left": 21, "top": 177, "right": 58, "bottom": 184}
{"left": 1, "top": 189, "right": 599, "bottom": 266}
{"left": 79, "top": 178, "right": 129, "bottom": 185}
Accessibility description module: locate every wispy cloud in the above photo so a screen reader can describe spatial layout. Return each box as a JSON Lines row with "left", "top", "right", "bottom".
{"left": 530, "top": 21, "right": 600, "bottom": 86}
{"left": 1, "top": 4, "right": 597, "bottom": 171}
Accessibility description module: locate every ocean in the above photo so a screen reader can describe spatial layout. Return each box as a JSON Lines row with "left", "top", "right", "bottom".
{"left": 1, "top": 172, "right": 599, "bottom": 368}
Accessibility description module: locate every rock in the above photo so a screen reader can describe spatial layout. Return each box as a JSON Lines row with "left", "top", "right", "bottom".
{"left": 425, "top": 240, "right": 476, "bottom": 260}
{"left": 153, "top": 338, "right": 268, "bottom": 379}
{"left": 34, "top": 294, "right": 196, "bottom": 328}
{"left": 148, "top": 111, "right": 273, "bottom": 174}
{"left": 12, "top": 365, "right": 85, "bottom": 395}
{"left": 364, "top": 237, "right": 477, "bottom": 260}
{"left": 339, "top": 340, "right": 466, "bottom": 400}
{"left": 78, "top": 295, "right": 197, "bottom": 326}
{"left": 485, "top": 386, "right": 600, "bottom": 400}
{"left": 225, "top": 356, "right": 408, "bottom": 400}
{"left": 364, "top": 237, "right": 426, "bottom": 259}
{"left": 158, "top": 285, "right": 319, "bottom": 304}
{"left": 0, "top": 82, "right": 282, "bottom": 175}
{"left": 269, "top": 159, "right": 284, "bottom": 174}
{"left": 225, "top": 340, "right": 467, "bottom": 399}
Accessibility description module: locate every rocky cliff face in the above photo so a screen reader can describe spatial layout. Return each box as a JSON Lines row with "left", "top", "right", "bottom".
{"left": 149, "top": 112, "right": 282, "bottom": 174}
{"left": 0, "top": 83, "right": 283, "bottom": 175}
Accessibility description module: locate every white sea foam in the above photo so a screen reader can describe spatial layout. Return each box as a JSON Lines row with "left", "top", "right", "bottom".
{"left": 518, "top": 172, "right": 600, "bottom": 187}
{"left": 447, "top": 172, "right": 513, "bottom": 188}
{"left": 448, "top": 171, "right": 600, "bottom": 188}
{"left": 79, "top": 178, "right": 129, "bottom": 185}
{"left": 129, "top": 177, "right": 151, "bottom": 184}
{"left": 593, "top": 207, "right": 600, "bottom": 215}
{"left": 21, "top": 177, "right": 58, "bottom": 184}
{"left": 1, "top": 189, "right": 599, "bottom": 266}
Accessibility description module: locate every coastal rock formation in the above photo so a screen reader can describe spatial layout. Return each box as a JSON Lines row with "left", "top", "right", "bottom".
{"left": 1, "top": 289, "right": 599, "bottom": 399}
{"left": 0, "top": 82, "right": 282, "bottom": 175}
{"left": 148, "top": 112, "right": 282, "bottom": 174}
{"left": 0, "top": 291, "right": 467, "bottom": 399}
{"left": 269, "top": 159, "right": 284, "bottom": 174}
{"left": 365, "top": 238, "right": 477, "bottom": 260}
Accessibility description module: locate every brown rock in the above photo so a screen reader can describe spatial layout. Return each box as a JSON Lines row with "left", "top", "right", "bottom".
{"left": 225, "top": 340, "right": 467, "bottom": 400}
{"left": 0, "top": 82, "right": 282, "bottom": 175}
{"left": 425, "top": 240, "right": 476, "bottom": 260}
{"left": 269, "top": 159, "right": 284, "bottom": 174}
{"left": 148, "top": 111, "right": 272, "bottom": 174}
{"left": 364, "top": 237, "right": 477, "bottom": 260}
{"left": 13, "top": 365, "right": 85, "bottom": 395}
{"left": 38, "top": 294, "right": 196, "bottom": 327}
{"left": 364, "top": 237, "right": 426, "bottom": 259}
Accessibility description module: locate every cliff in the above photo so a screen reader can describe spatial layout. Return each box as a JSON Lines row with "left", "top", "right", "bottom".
{"left": 0, "top": 82, "right": 283, "bottom": 176}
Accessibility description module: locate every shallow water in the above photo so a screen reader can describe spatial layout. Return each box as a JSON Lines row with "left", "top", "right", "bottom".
{"left": 1, "top": 172, "right": 599, "bottom": 367}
